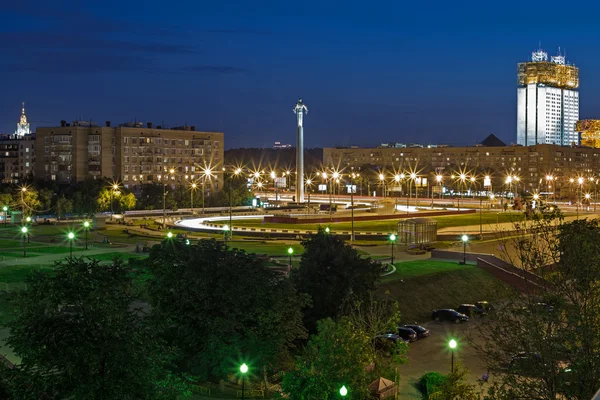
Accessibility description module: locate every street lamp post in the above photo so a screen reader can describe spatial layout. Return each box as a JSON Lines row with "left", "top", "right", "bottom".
{"left": 240, "top": 363, "right": 248, "bottom": 400}
{"left": 350, "top": 171, "right": 358, "bottom": 242}
{"left": 21, "top": 226, "right": 28, "bottom": 257}
{"left": 67, "top": 232, "right": 75, "bottom": 257}
{"left": 190, "top": 182, "right": 197, "bottom": 215}
{"left": 379, "top": 173, "right": 385, "bottom": 198}
{"left": 577, "top": 177, "right": 584, "bottom": 218}
{"left": 458, "top": 174, "right": 467, "bottom": 211}
{"left": 83, "top": 221, "right": 90, "bottom": 250}
{"left": 389, "top": 234, "right": 397, "bottom": 265}
{"left": 163, "top": 169, "right": 175, "bottom": 229}
{"left": 461, "top": 235, "right": 468, "bottom": 264}
{"left": 449, "top": 339, "right": 457, "bottom": 373}
{"left": 479, "top": 197, "right": 483, "bottom": 240}
{"left": 288, "top": 247, "right": 293, "bottom": 267}
{"left": 2, "top": 206, "right": 7, "bottom": 227}
{"left": 305, "top": 179, "right": 312, "bottom": 211}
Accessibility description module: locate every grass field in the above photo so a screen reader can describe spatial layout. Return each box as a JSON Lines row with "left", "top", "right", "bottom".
{"left": 215, "top": 212, "right": 527, "bottom": 233}
{"left": 381, "top": 260, "right": 471, "bottom": 282}
{"left": 379, "top": 262, "right": 509, "bottom": 323}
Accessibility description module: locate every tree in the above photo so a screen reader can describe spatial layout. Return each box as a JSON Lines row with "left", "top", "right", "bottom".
{"left": 55, "top": 195, "right": 73, "bottom": 220}
{"left": 291, "top": 228, "right": 381, "bottom": 331}
{"left": 119, "top": 192, "right": 137, "bottom": 211}
{"left": 147, "top": 239, "right": 308, "bottom": 383}
{"left": 434, "top": 363, "right": 480, "bottom": 400}
{"left": 279, "top": 316, "right": 404, "bottom": 399}
{"left": 3, "top": 258, "right": 185, "bottom": 399}
{"left": 476, "top": 204, "right": 600, "bottom": 400}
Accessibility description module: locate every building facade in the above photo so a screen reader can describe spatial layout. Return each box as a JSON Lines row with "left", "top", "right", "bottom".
{"left": 517, "top": 49, "right": 579, "bottom": 146}
{"left": 323, "top": 144, "right": 600, "bottom": 196}
{"left": 14, "top": 102, "right": 30, "bottom": 138}
{"left": 35, "top": 121, "right": 224, "bottom": 189}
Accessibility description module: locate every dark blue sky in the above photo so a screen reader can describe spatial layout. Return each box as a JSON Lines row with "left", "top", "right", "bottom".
{"left": 1, "top": 0, "right": 600, "bottom": 149}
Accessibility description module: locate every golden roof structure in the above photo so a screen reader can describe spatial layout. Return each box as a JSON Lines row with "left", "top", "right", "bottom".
{"left": 517, "top": 62, "right": 579, "bottom": 89}
{"left": 577, "top": 119, "right": 600, "bottom": 148}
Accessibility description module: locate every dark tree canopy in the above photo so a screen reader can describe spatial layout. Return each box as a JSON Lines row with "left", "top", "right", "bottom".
{"left": 4, "top": 258, "right": 182, "bottom": 400}
{"left": 291, "top": 228, "right": 381, "bottom": 332}
{"left": 147, "top": 239, "right": 308, "bottom": 381}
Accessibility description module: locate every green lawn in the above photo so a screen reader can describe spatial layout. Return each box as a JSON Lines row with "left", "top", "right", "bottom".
{"left": 85, "top": 252, "right": 149, "bottom": 262}
{"left": 381, "top": 260, "right": 470, "bottom": 282}
{"left": 216, "top": 212, "right": 528, "bottom": 233}
{"left": 378, "top": 262, "right": 509, "bottom": 323}
{"left": 0, "top": 265, "right": 54, "bottom": 283}
{"left": 228, "top": 241, "right": 305, "bottom": 256}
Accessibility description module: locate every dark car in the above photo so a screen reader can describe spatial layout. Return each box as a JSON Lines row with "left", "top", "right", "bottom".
{"left": 403, "top": 324, "right": 430, "bottom": 339}
{"left": 396, "top": 326, "right": 418, "bottom": 342}
{"left": 475, "top": 301, "right": 494, "bottom": 312}
{"left": 509, "top": 352, "right": 545, "bottom": 376}
{"left": 431, "top": 309, "right": 469, "bottom": 323}
{"left": 457, "top": 304, "right": 485, "bottom": 317}
{"left": 374, "top": 334, "right": 406, "bottom": 354}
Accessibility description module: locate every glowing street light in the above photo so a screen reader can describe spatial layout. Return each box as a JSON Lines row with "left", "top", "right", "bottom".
{"left": 449, "top": 339, "right": 457, "bottom": 372}
{"left": 83, "top": 220, "right": 90, "bottom": 250}
{"left": 2, "top": 205, "right": 7, "bottom": 228}
{"left": 167, "top": 231, "right": 173, "bottom": 239}
{"left": 67, "top": 231, "right": 75, "bottom": 257}
{"left": 461, "top": 235, "right": 468, "bottom": 264}
{"left": 190, "top": 182, "right": 198, "bottom": 215}
{"left": 240, "top": 363, "right": 249, "bottom": 400}
{"left": 288, "top": 247, "right": 294, "bottom": 267}
{"left": 339, "top": 385, "right": 348, "bottom": 397}
{"left": 379, "top": 173, "right": 386, "bottom": 198}
{"left": 389, "top": 233, "right": 397, "bottom": 265}
{"left": 325, "top": 226, "right": 330, "bottom": 234}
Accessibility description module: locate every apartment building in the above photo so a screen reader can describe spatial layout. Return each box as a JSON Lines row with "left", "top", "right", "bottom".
{"left": 35, "top": 121, "right": 224, "bottom": 189}
{"left": 0, "top": 134, "right": 35, "bottom": 184}
{"left": 323, "top": 143, "right": 600, "bottom": 196}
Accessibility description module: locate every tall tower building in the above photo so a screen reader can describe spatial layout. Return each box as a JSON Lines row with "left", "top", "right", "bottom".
{"left": 293, "top": 98, "right": 307, "bottom": 203}
{"left": 516, "top": 48, "right": 579, "bottom": 146}
{"left": 15, "top": 102, "right": 30, "bottom": 138}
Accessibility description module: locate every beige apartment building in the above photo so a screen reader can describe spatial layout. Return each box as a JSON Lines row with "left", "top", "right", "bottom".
{"left": 323, "top": 143, "right": 600, "bottom": 197}
{"left": 35, "top": 121, "right": 224, "bottom": 189}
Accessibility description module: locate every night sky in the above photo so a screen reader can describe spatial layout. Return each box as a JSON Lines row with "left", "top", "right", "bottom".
{"left": 1, "top": 0, "right": 600, "bottom": 149}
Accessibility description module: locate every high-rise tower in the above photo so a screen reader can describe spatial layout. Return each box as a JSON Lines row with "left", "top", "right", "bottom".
{"left": 293, "top": 98, "right": 307, "bottom": 203}
{"left": 15, "top": 102, "right": 30, "bottom": 138}
{"left": 516, "top": 48, "right": 579, "bottom": 146}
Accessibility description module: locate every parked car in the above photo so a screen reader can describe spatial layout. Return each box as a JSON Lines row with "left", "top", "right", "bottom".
{"left": 374, "top": 334, "right": 406, "bottom": 354}
{"left": 396, "top": 326, "right": 418, "bottom": 342}
{"left": 509, "top": 352, "right": 545, "bottom": 376}
{"left": 456, "top": 304, "right": 485, "bottom": 317}
{"left": 431, "top": 309, "right": 469, "bottom": 323}
{"left": 475, "top": 301, "right": 494, "bottom": 312}
{"left": 402, "top": 324, "right": 430, "bottom": 339}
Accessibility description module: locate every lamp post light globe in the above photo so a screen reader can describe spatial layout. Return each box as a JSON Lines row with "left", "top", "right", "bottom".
{"left": 67, "top": 232, "right": 75, "bottom": 257}
{"left": 533, "top": 194, "right": 539, "bottom": 201}
{"left": 325, "top": 227, "right": 330, "bottom": 233}
{"left": 389, "top": 234, "right": 397, "bottom": 265}
{"left": 240, "top": 363, "right": 248, "bottom": 374}
{"left": 25, "top": 216, "right": 31, "bottom": 223}
{"left": 449, "top": 339, "right": 457, "bottom": 372}
{"left": 21, "top": 226, "right": 27, "bottom": 234}
{"left": 167, "top": 231, "right": 173, "bottom": 239}
{"left": 436, "top": 175, "right": 443, "bottom": 183}
{"left": 379, "top": 173, "right": 384, "bottom": 181}
{"left": 449, "top": 339, "right": 457, "bottom": 349}
{"left": 339, "top": 385, "right": 348, "bottom": 397}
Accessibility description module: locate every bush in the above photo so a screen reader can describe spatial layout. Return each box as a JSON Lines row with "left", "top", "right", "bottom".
{"left": 418, "top": 372, "right": 446, "bottom": 399}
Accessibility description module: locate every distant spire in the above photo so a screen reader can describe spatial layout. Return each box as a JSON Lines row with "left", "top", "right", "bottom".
{"left": 15, "top": 101, "right": 30, "bottom": 137}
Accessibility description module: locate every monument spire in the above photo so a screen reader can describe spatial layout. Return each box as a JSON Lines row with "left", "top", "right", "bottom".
{"left": 293, "top": 98, "right": 308, "bottom": 203}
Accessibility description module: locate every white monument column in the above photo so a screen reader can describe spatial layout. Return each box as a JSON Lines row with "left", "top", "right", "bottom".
{"left": 293, "top": 98, "right": 308, "bottom": 203}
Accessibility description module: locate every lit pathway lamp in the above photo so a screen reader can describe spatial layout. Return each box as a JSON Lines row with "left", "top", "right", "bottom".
{"left": 167, "top": 231, "right": 173, "bottom": 239}
{"left": 389, "top": 233, "right": 397, "bottom": 265}
{"left": 461, "top": 235, "right": 468, "bottom": 264}
{"left": 325, "top": 227, "right": 330, "bottom": 234}
{"left": 339, "top": 385, "right": 348, "bottom": 398}
{"left": 223, "top": 225, "right": 230, "bottom": 244}
{"left": 67, "top": 232, "right": 75, "bottom": 257}
{"left": 287, "top": 247, "right": 293, "bottom": 267}
{"left": 190, "top": 182, "right": 197, "bottom": 215}
{"left": 21, "top": 226, "right": 28, "bottom": 257}
{"left": 83, "top": 221, "right": 90, "bottom": 250}
{"left": 449, "top": 339, "right": 457, "bottom": 373}
{"left": 585, "top": 193, "right": 591, "bottom": 212}
{"left": 240, "top": 363, "right": 248, "bottom": 400}
{"left": 2, "top": 206, "right": 7, "bottom": 227}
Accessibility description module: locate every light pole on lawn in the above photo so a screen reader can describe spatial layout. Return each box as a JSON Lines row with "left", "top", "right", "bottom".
{"left": 163, "top": 168, "right": 175, "bottom": 229}
{"left": 350, "top": 171, "right": 358, "bottom": 242}
{"left": 389, "top": 233, "right": 397, "bottom": 265}
{"left": 83, "top": 221, "right": 90, "bottom": 250}
{"left": 21, "top": 226, "right": 28, "bottom": 257}
{"left": 67, "top": 231, "right": 75, "bottom": 257}
{"left": 190, "top": 182, "right": 197, "bottom": 215}
{"left": 240, "top": 363, "right": 248, "bottom": 400}
{"left": 2, "top": 205, "right": 7, "bottom": 227}
{"left": 461, "top": 235, "right": 468, "bottom": 264}
{"left": 449, "top": 339, "right": 457, "bottom": 373}
{"left": 288, "top": 247, "right": 293, "bottom": 267}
